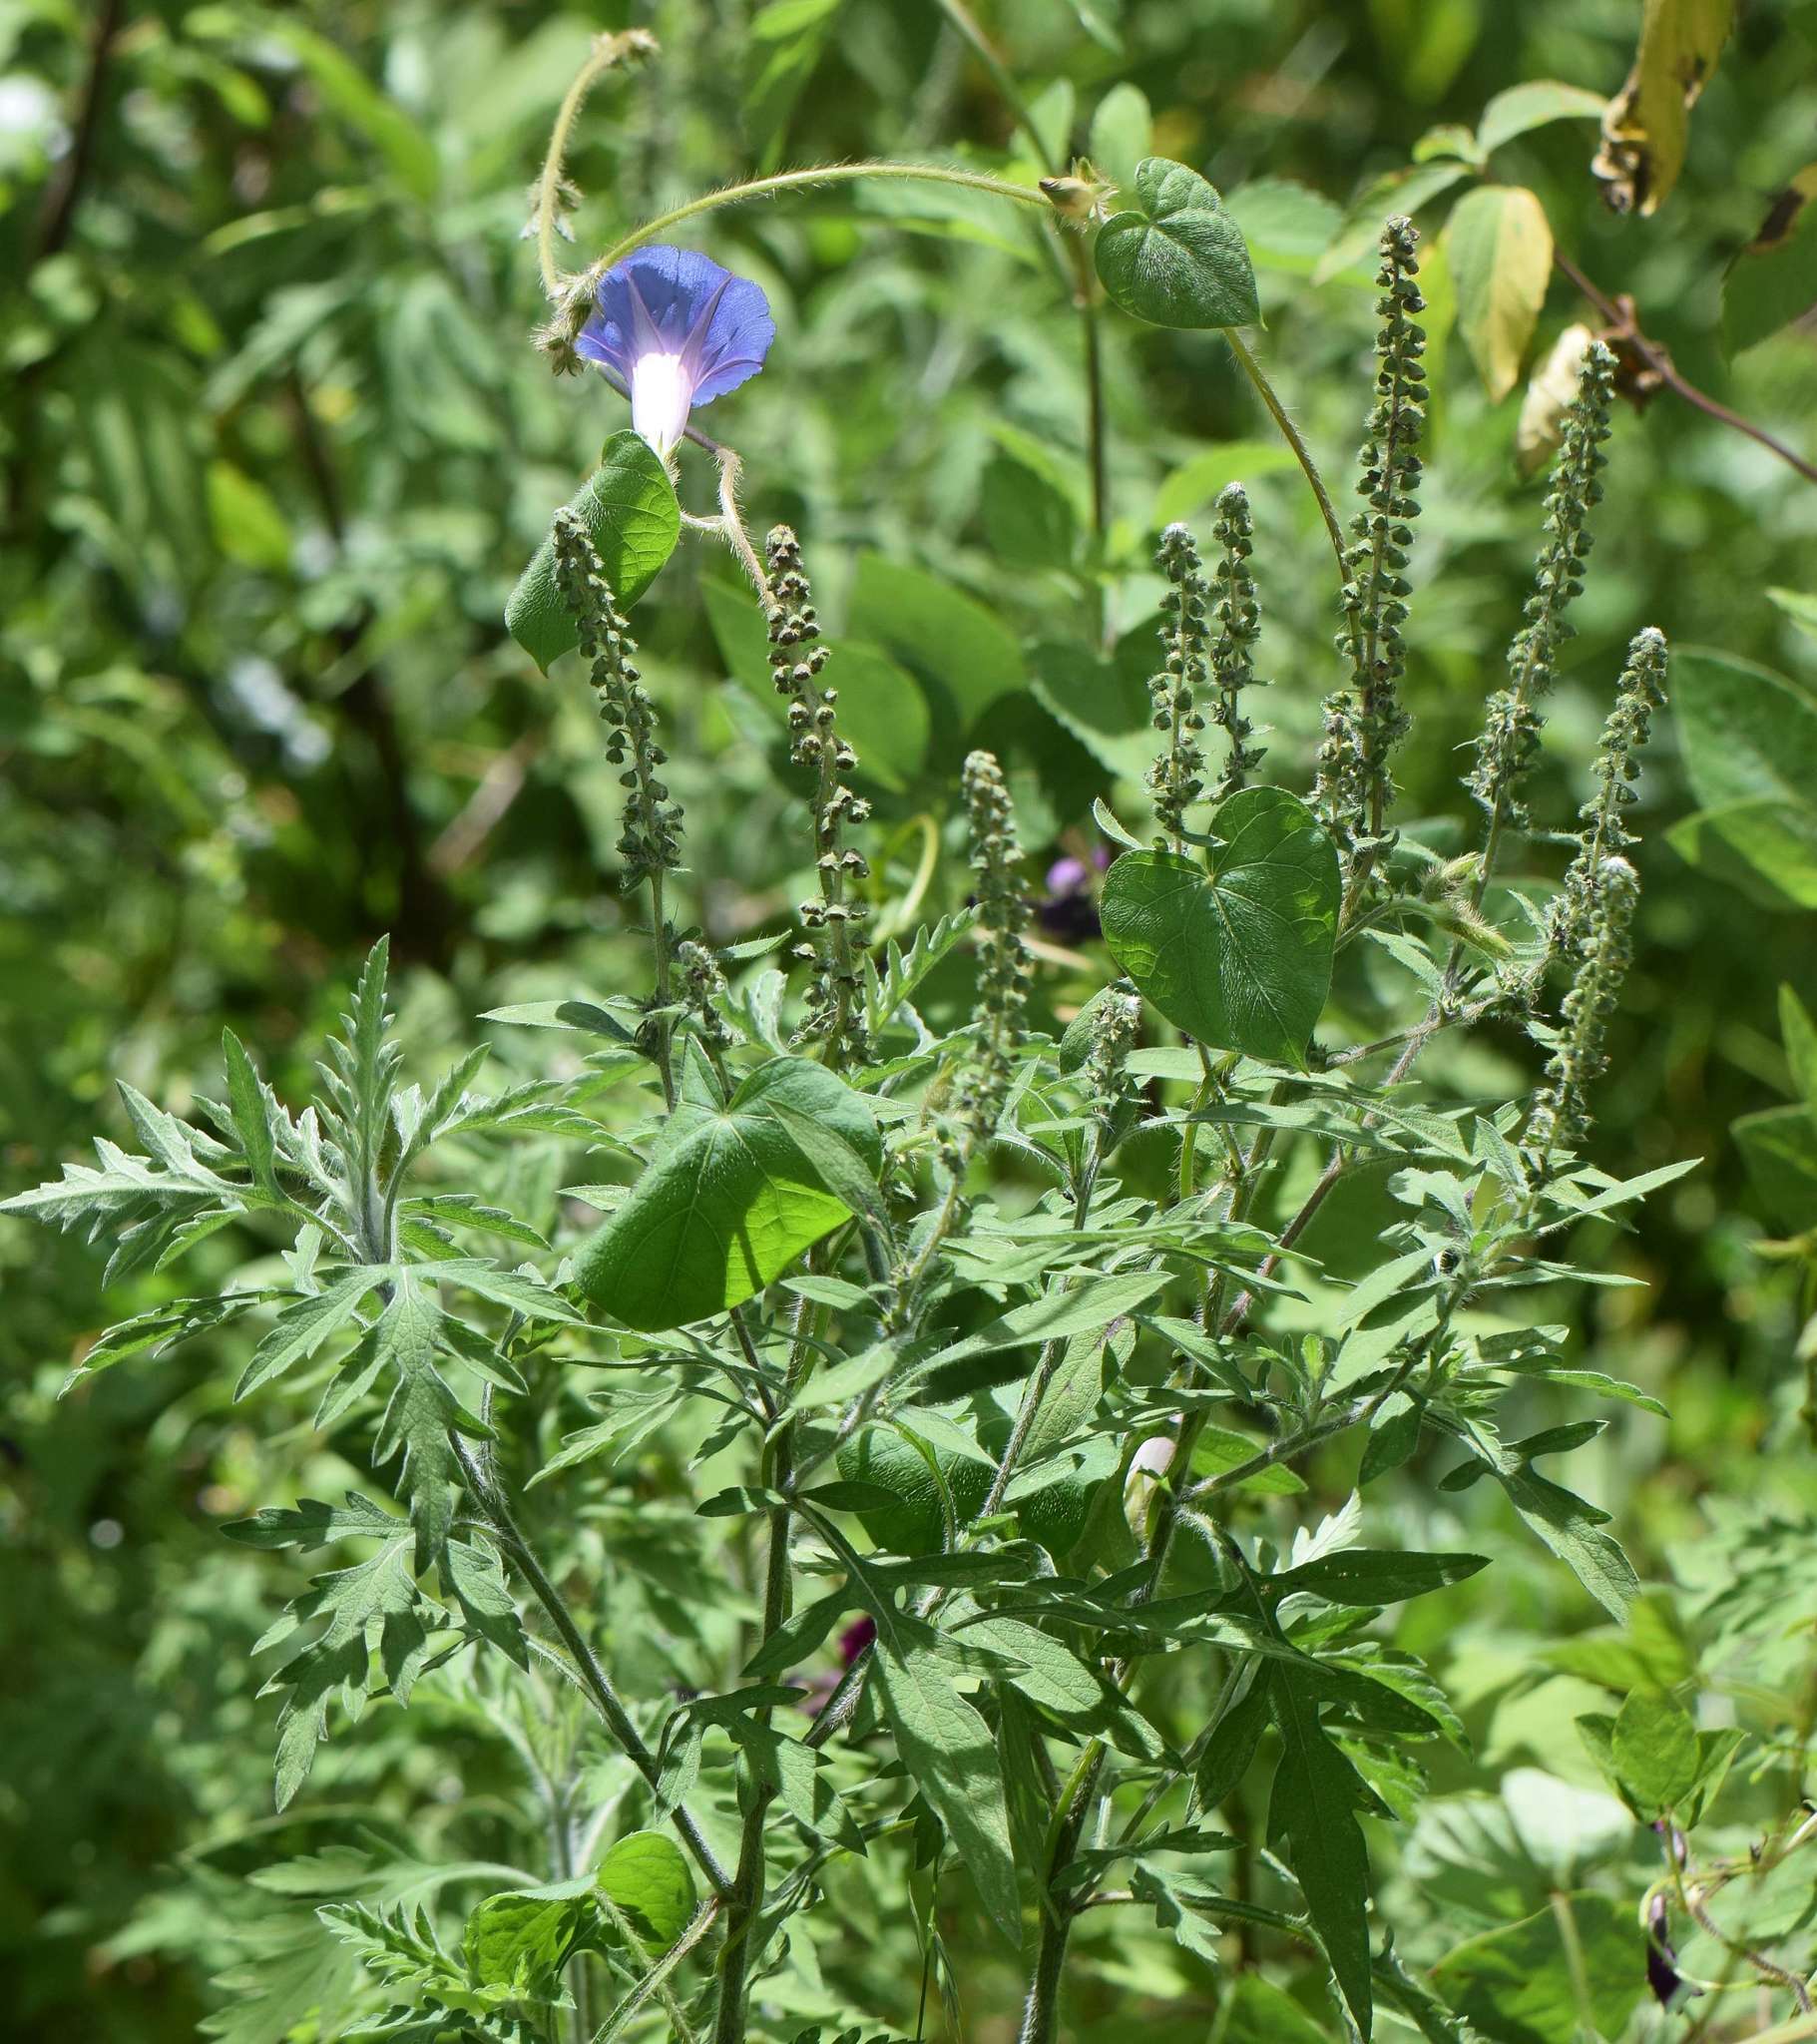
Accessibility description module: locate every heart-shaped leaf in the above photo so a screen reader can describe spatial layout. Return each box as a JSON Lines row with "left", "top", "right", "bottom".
{"left": 1100, "top": 786, "right": 1339, "bottom": 1064}
{"left": 596, "top": 1830, "right": 695, "bottom": 1948}
{"left": 463, "top": 1876, "right": 595, "bottom": 1988}
{"left": 1095, "top": 158, "right": 1260, "bottom": 330}
{"left": 576, "top": 1057, "right": 883, "bottom": 1331}
{"left": 506, "top": 431, "right": 681, "bottom": 673}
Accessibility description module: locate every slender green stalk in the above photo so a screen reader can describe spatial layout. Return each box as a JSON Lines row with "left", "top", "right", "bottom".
{"left": 1224, "top": 328, "right": 1346, "bottom": 583}
{"left": 934, "top": 0, "right": 1111, "bottom": 596}
{"left": 532, "top": 31, "right": 657, "bottom": 297}
{"left": 452, "top": 1437, "right": 731, "bottom": 1896}
{"left": 602, "top": 161, "right": 1044, "bottom": 270}
{"left": 596, "top": 1898, "right": 721, "bottom": 2044}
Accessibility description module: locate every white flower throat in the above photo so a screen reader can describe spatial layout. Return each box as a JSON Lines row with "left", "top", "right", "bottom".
{"left": 629, "top": 351, "right": 692, "bottom": 459}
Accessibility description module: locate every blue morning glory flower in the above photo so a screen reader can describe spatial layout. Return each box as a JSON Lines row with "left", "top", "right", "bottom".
{"left": 576, "top": 246, "right": 775, "bottom": 459}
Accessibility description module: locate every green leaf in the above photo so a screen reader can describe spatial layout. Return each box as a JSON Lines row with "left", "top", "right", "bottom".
{"left": 506, "top": 433, "right": 681, "bottom": 673}
{"left": 575, "top": 1056, "right": 882, "bottom": 1331}
{"left": 1095, "top": 158, "right": 1260, "bottom": 328}
{"left": 1101, "top": 786, "right": 1340, "bottom": 1064}
{"left": 1668, "top": 798, "right": 1817, "bottom": 911}
{"left": 430, "top": 1257, "right": 590, "bottom": 1326}
{"left": 864, "top": 908, "right": 980, "bottom": 1036}
{"left": 1783, "top": 984, "right": 1817, "bottom": 1111}
{"left": 705, "top": 571, "right": 932, "bottom": 793}
{"left": 1446, "top": 184, "right": 1553, "bottom": 401}
{"left": 846, "top": 555, "right": 1026, "bottom": 725}
{"left": 225, "top": 1491, "right": 401, "bottom": 1549}
{"left": 235, "top": 1267, "right": 390, "bottom": 1400}
{"left": 1768, "top": 584, "right": 1817, "bottom": 646}
{"left": 1271, "top": 1549, "right": 1489, "bottom": 1606}
{"left": 1224, "top": 179, "right": 1344, "bottom": 277}
{"left": 1672, "top": 648, "right": 1817, "bottom": 812}
{"left": 221, "top": 1028, "right": 282, "bottom": 1198}
{"left": 873, "top": 1639, "right": 1022, "bottom": 1944}
{"left": 909, "top": 1270, "right": 1168, "bottom": 1402}
{"left": 1358, "top": 1398, "right": 1423, "bottom": 1487}
{"left": 443, "top": 1538, "right": 528, "bottom": 1668}
{"left": 1267, "top": 1663, "right": 1375, "bottom": 2036}
{"left": 1088, "top": 81, "right": 1151, "bottom": 191}
{"left": 1029, "top": 637, "right": 1158, "bottom": 785}
{"left": 1432, "top": 1891, "right": 1646, "bottom": 2044}
{"left": 1149, "top": 439, "right": 1300, "bottom": 531}
{"left": 1218, "top": 1975, "right": 1335, "bottom": 2044}
{"left": 371, "top": 1269, "right": 488, "bottom": 1573}
{"left": 1610, "top": 1688, "right": 1699, "bottom": 1814}
{"left": 463, "top": 1878, "right": 593, "bottom": 1988}
{"left": 981, "top": 449, "right": 1077, "bottom": 568}
{"left": 596, "top": 1830, "right": 695, "bottom": 1948}
{"left": 263, "top": 1535, "right": 424, "bottom": 1808}
{"left": 1312, "top": 160, "right": 1473, "bottom": 285}
{"left": 1495, "top": 1462, "right": 1638, "bottom": 1619}
{"left": 1476, "top": 81, "right": 1607, "bottom": 157}
{"left": 1733, "top": 1103, "right": 1817, "bottom": 1230}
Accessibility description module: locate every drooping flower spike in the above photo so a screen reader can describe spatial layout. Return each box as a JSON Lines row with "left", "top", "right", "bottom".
{"left": 576, "top": 246, "right": 774, "bottom": 459}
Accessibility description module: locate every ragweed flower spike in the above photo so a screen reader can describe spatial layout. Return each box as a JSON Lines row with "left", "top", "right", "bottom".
{"left": 576, "top": 246, "right": 775, "bottom": 460}
{"left": 1146, "top": 523, "right": 1210, "bottom": 849}
{"left": 954, "top": 751, "right": 1033, "bottom": 1156}
{"left": 1526, "top": 626, "right": 1668, "bottom": 1158}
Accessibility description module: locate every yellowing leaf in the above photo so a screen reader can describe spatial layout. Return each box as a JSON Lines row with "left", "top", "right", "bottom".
{"left": 1592, "top": 0, "right": 1734, "bottom": 217}
{"left": 1515, "top": 322, "right": 1595, "bottom": 479}
{"left": 1446, "top": 185, "right": 1554, "bottom": 402}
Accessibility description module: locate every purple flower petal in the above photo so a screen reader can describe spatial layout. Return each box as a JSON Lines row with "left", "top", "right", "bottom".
{"left": 577, "top": 246, "right": 774, "bottom": 413}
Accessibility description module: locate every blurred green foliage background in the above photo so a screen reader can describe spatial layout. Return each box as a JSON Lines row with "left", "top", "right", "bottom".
{"left": 6, "top": 0, "right": 1817, "bottom": 2036}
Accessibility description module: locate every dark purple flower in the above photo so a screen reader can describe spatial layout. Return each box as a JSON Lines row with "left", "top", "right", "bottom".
{"left": 1038, "top": 842, "right": 1112, "bottom": 942}
{"left": 838, "top": 1616, "right": 877, "bottom": 1666}
{"left": 576, "top": 246, "right": 774, "bottom": 459}
{"left": 1645, "top": 1891, "right": 1681, "bottom": 2007}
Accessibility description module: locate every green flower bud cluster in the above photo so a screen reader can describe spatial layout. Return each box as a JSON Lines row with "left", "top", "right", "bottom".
{"left": 1208, "top": 483, "right": 1266, "bottom": 801}
{"left": 1083, "top": 981, "right": 1140, "bottom": 1125}
{"left": 1528, "top": 854, "right": 1639, "bottom": 1157}
{"left": 954, "top": 749, "right": 1033, "bottom": 1154}
{"left": 551, "top": 508, "right": 681, "bottom": 884}
{"left": 1146, "top": 523, "right": 1210, "bottom": 846}
{"left": 1528, "top": 627, "right": 1668, "bottom": 1154}
{"left": 1320, "top": 216, "right": 1427, "bottom": 863}
{"left": 765, "top": 525, "right": 873, "bottom": 1068}
{"left": 677, "top": 938, "right": 735, "bottom": 1060}
{"left": 1468, "top": 341, "right": 1615, "bottom": 846}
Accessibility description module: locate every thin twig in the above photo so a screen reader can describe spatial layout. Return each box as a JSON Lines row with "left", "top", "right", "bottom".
{"left": 1555, "top": 250, "right": 1817, "bottom": 486}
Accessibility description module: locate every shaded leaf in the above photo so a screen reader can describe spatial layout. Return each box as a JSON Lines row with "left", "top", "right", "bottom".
{"left": 1095, "top": 158, "right": 1260, "bottom": 328}
{"left": 506, "top": 432, "right": 681, "bottom": 673}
